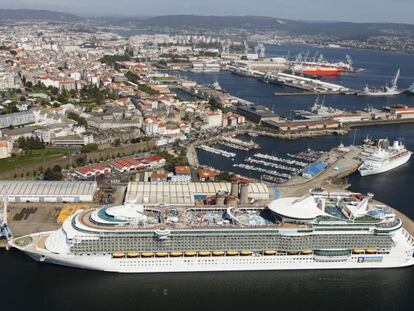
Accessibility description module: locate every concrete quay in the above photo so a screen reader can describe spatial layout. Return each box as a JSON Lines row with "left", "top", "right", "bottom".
{"left": 347, "top": 118, "right": 414, "bottom": 127}
{"left": 274, "top": 91, "right": 357, "bottom": 96}
{"left": 277, "top": 145, "right": 363, "bottom": 198}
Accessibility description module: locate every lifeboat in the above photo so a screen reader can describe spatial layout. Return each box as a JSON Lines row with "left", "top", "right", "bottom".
{"left": 301, "top": 249, "right": 313, "bottom": 255}
{"left": 240, "top": 250, "right": 253, "bottom": 256}
{"left": 352, "top": 249, "right": 364, "bottom": 254}
{"left": 226, "top": 251, "right": 239, "bottom": 256}
{"left": 366, "top": 248, "right": 378, "bottom": 254}
{"left": 127, "top": 252, "right": 140, "bottom": 258}
{"left": 170, "top": 252, "right": 183, "bottom": 257}
{"left": 141, "top": 252, "right": 154, "bottom": 257}
{"left": 156, "top": 252, "right": 168, "bottom": 257}
{"left": 198, "top": 251, "right": 211, "bottom": 257}
{"left": 264, "top": 250, "right": 276, "bottom": 256}
{"left": 287, "top": 250, "right": 300, "bottom": 255}
{"left": 184, "top": 251, "right": 197, "bottom": 257}
{"left": 112, "top": 252, "right": 125, "bottom": 258}
{"left": 212, "top": 251, "right": 225, "bottom": 256}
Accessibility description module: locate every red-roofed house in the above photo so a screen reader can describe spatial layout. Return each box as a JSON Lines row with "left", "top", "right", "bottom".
{"left": 198, "top": 168, "right": 219, "bottom": 181}
{"left": 175, "top": 166, "right": 191, "bottom": 175}
{"left": 74, "top": 163, "right": 111, "bottom": 179}
{"left": 109, "top": 154, "right": 166, "bottom": 172}
{"left": 150, "top": 171, "right": 167, "bottom": 183}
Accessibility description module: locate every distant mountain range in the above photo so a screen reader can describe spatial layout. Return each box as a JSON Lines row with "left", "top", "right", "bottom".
{"left": 97, "top": 14, "right": 414, "bottom": 39}
{"left": 0, "top": 9, "right": 82, "bottom": 22}
{"left": 1, "top": 10, "right": 414, "bottom": 39}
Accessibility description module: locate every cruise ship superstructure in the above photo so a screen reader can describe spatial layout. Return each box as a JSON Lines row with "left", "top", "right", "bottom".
{"left": 10, "top": 191, "right": 414, "bottom": 273}
{"left": 359, "top": 139, "right": 412, "bottom": 176}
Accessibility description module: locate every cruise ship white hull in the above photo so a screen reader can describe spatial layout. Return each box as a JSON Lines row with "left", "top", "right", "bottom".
{"left": 359, "top": 152, "right": 411, "bottom": 176}
{"left": 12, "top": 230, "right": 414, "bottom": 273}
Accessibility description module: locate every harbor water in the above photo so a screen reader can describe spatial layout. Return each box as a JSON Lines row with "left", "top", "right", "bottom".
{"left": 2, "top": 44, "right": 414, "bottom": 311}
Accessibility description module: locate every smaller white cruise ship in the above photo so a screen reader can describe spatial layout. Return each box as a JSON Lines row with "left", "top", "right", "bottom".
{"left": 359, "top": 139, "right": 412, "bottom": 176}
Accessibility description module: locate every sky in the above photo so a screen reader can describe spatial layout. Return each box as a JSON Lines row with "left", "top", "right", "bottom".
{"left": 2, "top": 0, "right": 414, "bottom": 24}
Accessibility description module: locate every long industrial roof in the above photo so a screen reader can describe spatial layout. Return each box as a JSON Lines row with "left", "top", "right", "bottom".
{"left": 125, "top": 182, "right": 270, "bottom": 205}
{"left": 0, "top": 181, "right": 97, "bottom": 196}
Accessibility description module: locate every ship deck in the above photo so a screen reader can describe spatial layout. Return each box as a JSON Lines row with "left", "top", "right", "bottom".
{"left": 77, "top": 207, "right": 310, "bottom": 232}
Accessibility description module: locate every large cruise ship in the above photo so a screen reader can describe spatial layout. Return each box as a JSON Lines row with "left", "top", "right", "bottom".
{"left": 10, "top": 191, "right": 414, "bottom": 273}
{"left": 359, "top": 139, "right": 412, "bottom": 176}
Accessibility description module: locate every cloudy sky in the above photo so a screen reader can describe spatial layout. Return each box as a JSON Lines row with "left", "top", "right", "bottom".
{"left": 2, "top": 0, "right": 414, "bottom": 23}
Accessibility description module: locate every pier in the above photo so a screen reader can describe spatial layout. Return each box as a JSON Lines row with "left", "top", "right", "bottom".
{"left": 221, "top": 137, "right": 260, "bottom": 150}
{"left": 346, "top": 118, "right": 414, "bottom": 127}
{"left": 274, "top": 145, "right": 363, "bottom": 198}
{"left": 274, "top": 91, "right": 357, "bottom": 96}
{"left": 197, "top": 145, "right": 236, "bottom": 158}
{"left": 227, "top": 66, "right": 351, "bottom": 93}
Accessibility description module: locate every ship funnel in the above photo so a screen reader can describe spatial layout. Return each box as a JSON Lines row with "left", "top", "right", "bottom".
{"left": 239, "top": 182, "right": 249, "bottom": 205}
{"left": 231, "top": 181, "right": 239, "bottom": 197}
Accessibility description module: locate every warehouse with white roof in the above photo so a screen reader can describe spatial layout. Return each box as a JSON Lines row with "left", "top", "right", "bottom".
{"left": 125, "top": 182, "right": 270, "bottom": 205}
{"left": 0, "top": 181, "right": 97, "bottom": 203}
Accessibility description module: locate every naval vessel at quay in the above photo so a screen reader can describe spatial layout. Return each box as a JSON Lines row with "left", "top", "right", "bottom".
{"left": 10, "top": 190, "right": 414, "bottom": 273}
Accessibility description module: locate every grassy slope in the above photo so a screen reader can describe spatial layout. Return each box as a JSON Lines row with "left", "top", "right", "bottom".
{"left": 0, "top": 148, "right": 72, "bottom": 173}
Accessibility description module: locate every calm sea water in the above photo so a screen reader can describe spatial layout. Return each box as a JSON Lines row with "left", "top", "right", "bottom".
{"left": 2, "top": 44, "right": 414, "bottom": 311}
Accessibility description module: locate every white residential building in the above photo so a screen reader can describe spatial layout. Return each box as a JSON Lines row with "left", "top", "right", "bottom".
{"left": 0, "top": 139, "right": 13, "bottom": 159}
{"left": 0, "top": 73, "right": 17, "bottom": 91}
{"left": 203, "top": 110, "right": 223, "bottom": 129}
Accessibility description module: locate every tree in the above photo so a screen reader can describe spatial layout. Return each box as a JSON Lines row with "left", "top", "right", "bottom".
{"left": 80, "top": 85, "right": 113, "bottom": 105}
{"left": 76, "top": 157, "right": 85, "bottom": 166}
{"left": 81, "top": 143, "right": 98, "bottom": 153}
{"left": 17, "top": 136, "right": 45, "bottom": 150}
{"left": 67, "top": 111, "right": 88, "bottom": 128}
{"left": 131, "top": 136, "right": 151, "bottom": 144}
{"left": 44, "top": 165, "right": 63, "bottom": 181}
{"left": 50, "top": 87, "right": 59, "bottom": 96}
{"left": 217, "top": 172, "right": 232, "bottom": 182}
{"left": 125, "top": 71, "right": 139, "bottom": 84}
{"left": 113, "top": 139, "right": 121, "bottom": 147}
{"left": 138, "top": 84, "right": 159, "bottom": 95}
{"left": 208, "top": 98, "right": 223, "bottom": 111}
{"left": 99, "top": 54, "right": 130, "bottom": 67}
